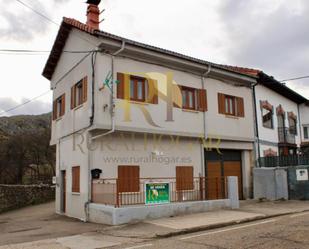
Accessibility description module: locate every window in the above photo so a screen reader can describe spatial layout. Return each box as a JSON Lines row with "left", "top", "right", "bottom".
{"left": 181, "top": 87, "right": 196, "bottom": 110}
{"left": 288, "top": 115, "right": 297, "bottom": 135}
{"left": 72, "top": 166, "right": 80, "bottom": 193}
{"left": 129, "top": 76, "right": 147, "bottom": 102}
{"left": 71, "top": 77, "right": 87, "bottom": 109}
{"left": 176, "top": 166, "right": 194, "bottom": 191}
{"left": 262, "top": 108, "right": 273, "bottom": 129}
{"left": 304, "top": 126, "right": 309, "bottom": 139}
{"left": 118, "top": 166, "right": 140, "bottom": 192}
{"left": 53, "top": 94, "right": 65, "bottom": 120}
{"left": 218, "top": 93, "right": 244, "bottom": 117}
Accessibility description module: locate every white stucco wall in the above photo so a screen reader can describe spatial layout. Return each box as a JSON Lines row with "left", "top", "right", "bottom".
{"left": 300, "top": 103, "right": 309, "bottom": 142}
{"left": 255, "top": 84, "right": 301, "bottom": 156}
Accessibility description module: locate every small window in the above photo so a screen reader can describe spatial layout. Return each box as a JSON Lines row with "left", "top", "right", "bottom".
{"left": 218, "top": 93, "right": 244, "bottom": 117}
{"left": 176, "top": 166, "right": 194, "bottom": 191}
{"left": 224, "top": 95, "right": 237, "bottom": 116}
{"left": 288, "top": 116, "right": 297, "bottom": 135}
{"left": 129, "top": 76, "right": 146, "bottom": 102}
{"left": 53, "top": 94, "right": 65, "bottom": 120}
{"left": 181, "top": 87, "right": 196, "bottom": 110}
{"left": 72, "top": 166, "right": 80, "bottom": 193}
{"left": 71, "top": 77, "right": 87, "bottom": 109}
{"left": 262, "top": 108, "right": 273, "bottom": 129}
{"left": 304, "top": 126, "right": 308, "bottom": 139}
{"left": 118, "top": 166, "right": 140, "bottom": 192}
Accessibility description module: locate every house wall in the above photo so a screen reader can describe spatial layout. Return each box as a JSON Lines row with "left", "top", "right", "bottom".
{"left": 50, "top": 29, "right": 256, "bottom": 221}
{"left": 255, "top": 84, "right": 301, "bottom": 156}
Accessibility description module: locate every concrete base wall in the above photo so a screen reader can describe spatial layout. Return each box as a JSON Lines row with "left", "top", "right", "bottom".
{"left": 253, "top": 168, "right": 288, "bottom": 200}
{"left": 89, "top": 199, "right": 231, "bottom": 225}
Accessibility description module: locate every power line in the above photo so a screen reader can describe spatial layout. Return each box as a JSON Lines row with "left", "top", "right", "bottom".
{"left": 0, "top": 90, "right": 52, "bottom": 116}
{"left": 0, "top": 50, "right": 96, "bottom": 116}
{"left": 280, "top": 75, "right": 309, "bottom": 82}
{"left": 15, "top": 0, "right": 98, "bottom": 48}
{"left": 0, "top": 49, "right": 99, "bottom": 54}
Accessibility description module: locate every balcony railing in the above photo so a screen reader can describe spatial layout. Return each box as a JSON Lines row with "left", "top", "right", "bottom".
{"left": 278, "top": 127, "right": 296, "bottom": 144}
{"left": 259, "top": 155, "right": 309, "bottom": 167}
{"left": 92, "top": 177, "right": 227, "bottom": 207}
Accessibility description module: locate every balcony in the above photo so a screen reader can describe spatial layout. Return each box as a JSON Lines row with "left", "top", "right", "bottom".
{"left": 278, "top": 127, "right": 296, "bottom": 145}
{"left": 259, "top": 155, "right": 309, "bottom": 167}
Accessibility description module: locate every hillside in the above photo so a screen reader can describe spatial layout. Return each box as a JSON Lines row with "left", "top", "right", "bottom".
{"left": 0, "top": 113, "right": 51, "bottom": 137}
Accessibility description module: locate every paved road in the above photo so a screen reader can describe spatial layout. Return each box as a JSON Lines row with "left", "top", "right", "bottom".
{"left": 116, "top": 212, "right": 309, "bottom": 249}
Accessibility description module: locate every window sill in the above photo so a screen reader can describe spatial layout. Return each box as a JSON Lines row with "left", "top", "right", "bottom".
{"left": 224, "top": 114, "right": 239, "bottom": 119}
{"left": 129, "top": 100, "right": 149, "bottom": 105}
{"left": 262, "top": 126, "right": 274, "bottom": 130}
{"left": 55, "top": 116, "right": 63, "bottom": 122}
{"left": 73, "top": 104, "right": 84, "bottom": 111}
{"left": 71, "top": 192, "right": 80, "bottom": 196}
{"left": 182, "top": 109, "right": 199, "bottom": 113}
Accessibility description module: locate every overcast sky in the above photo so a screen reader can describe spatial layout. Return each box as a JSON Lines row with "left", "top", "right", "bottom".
{"left": 0, "top": 0, "right": 308, "bottom": 116}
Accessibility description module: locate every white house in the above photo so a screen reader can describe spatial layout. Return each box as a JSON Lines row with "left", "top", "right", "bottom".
{"left": 42, "top": 2, "right": 256, "bottom": 223}
{"left": 300, "top": 102, "right": 309, "bottom": 153}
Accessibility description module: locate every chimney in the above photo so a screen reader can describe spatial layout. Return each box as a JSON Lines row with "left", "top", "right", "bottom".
{"left": 86, "top": 0, "right": 101, "bottom": 30}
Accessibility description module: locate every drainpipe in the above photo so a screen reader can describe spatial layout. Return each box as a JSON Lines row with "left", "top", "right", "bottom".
{"left": 200, "top": 64, "right": 211, "bottom": 177}
{"left": 85, "top": 41, "right": 125, "bottom": 222}
{"left": 202, "top": 64, "right": 212, "bottom": 139}
{"left": 297, "top": 103, "right": 302, "bottom": 154}
{"left": 252, "top": 82, "right": 261, "bottom": 166}
{"left": 91, "top": 41, "right": 126, "bottom": 141}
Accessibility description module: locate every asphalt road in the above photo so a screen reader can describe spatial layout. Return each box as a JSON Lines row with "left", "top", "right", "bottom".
{"left": 115, "top": 212, "right": 309, "bottom": 249}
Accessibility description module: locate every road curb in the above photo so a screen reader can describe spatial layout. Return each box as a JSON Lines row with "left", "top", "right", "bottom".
{"left": 155, "top": 209, "right": 309, "bottom": 239}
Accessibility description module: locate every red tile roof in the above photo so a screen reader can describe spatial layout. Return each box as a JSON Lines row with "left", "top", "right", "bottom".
{"left": 219, "top": 65, "right": 261, "bottom": 77}
{"left": 42, "top": 17, "right": 257, "bottom": 81}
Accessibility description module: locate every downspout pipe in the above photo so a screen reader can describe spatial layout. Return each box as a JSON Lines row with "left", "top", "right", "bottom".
{"left": 202, "top": 64, "right": 212, "bottom": 140}
{"left": 91, "top": 41, "right": 126, "bottom": 141}
{"left": 85, "top": 41, "right": 126, "bottom": 222}
{"left": 200, "top": 64, "right": 211, "bottom": 178}
{"left": 252, "top": 82, "right": 261, "bottom": 166}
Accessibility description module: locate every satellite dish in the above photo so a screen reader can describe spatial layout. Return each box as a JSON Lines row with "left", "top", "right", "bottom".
{"left": 86, "top": 0, "right": 101, "bottom": 5}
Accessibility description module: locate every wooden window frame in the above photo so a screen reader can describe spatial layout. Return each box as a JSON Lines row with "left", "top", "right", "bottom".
{"left": 218, "top": 93, "right": 244, "bottom": 117}
{"left": 224, "top": 95, "right": 237, "bottom": 116}
{"left": 181, "top": 86, "right": 196, "bottom": 110}
{"left": 129, "top": 76, "right": 147, "bottom": 102}
{"left": 53, "top": 94, "right": 65, "bottom": 120}
{"left": 72, "top": 166, "right": 80, "bottom": 193}
{"left": 71, "top": 77, "right": 87, "bottom": 109}
{"left": 288, "top": 116, "right": 297, "bottom": 135}
{"left": 117, "top": 166, "right": 140, "bottom": 193}
{"left": 262, "top": 107, "right": 274, "bottom": 129}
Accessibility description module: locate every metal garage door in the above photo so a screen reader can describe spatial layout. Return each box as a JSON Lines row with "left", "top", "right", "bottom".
{"left": 205, "top": 150, "right": 243, "bottom": 200}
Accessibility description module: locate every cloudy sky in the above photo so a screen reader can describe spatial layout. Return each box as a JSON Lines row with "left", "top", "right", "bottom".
{"left": 0, "top": 0, "right": 308, "bottom": 116}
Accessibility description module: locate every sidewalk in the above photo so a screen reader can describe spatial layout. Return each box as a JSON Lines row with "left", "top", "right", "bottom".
{"left": 1, "top": 200, "right": 309, "bottom": 249}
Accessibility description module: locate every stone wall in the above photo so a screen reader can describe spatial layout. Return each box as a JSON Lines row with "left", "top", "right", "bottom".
{"left": 0, "top": 184, "right": 55, "bottom": 213}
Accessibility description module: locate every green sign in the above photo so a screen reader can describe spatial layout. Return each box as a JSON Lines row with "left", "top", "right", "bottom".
{"left": 145, "top": 182, "right": 170, "bottom": 205}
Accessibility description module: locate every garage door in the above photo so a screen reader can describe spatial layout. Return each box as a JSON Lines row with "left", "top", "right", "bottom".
{"left": 205, "top": 150, "right": 243, "bottom": 200}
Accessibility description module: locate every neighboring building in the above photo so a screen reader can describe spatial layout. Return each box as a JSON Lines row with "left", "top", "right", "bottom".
{"left": 224, "top": 67, "right": 308, "bottom": 160}
{"left": 300, "top": 101, "right": 309, "bottom": 154}
{"left": 42, "top": 2, "right": 256, "bottom": 222}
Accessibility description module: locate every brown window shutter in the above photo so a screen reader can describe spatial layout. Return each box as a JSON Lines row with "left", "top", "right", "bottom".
{"left": 52, "top": 100, "right": 57, "bottom": 120}
{"left": 82, "top": 76, "right": 88, "bottom": 103}
{"left": 61, "top": 94, "right": 65, "bottom": 116}
{"left": 176, "top": 166, "right": 194, "bottom": 191}
{"left": 197, "top": 89, "right": 207, "bottom": 112}
{"left": 72, "top": 166, "right": 80, "bottom": 193}
{"left": 118, "top": 166, "right": 140, "bottom": 193}
{"left": 71, "top": 86, "right": 75, "bottom": 109}
{"left": 117, "top": 73, "right": 125, "bottom": 99}
{"left": 147, "top": 79, "right": 158, "bottom": 104}
{"left": 172, "top": 84, "right": 182, "bottom": 108}
{"left": 237, "top": 97, "right": 245, "bottom": 117}
{"left": 218, "top": 93, "right": 225, "bottom": 114}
